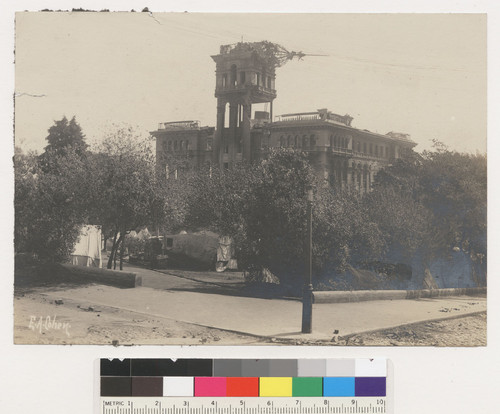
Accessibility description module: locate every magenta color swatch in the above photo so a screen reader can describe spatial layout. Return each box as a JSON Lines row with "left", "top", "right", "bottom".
{"left": 194, "top": 377, "right": 227, "bottom": 396}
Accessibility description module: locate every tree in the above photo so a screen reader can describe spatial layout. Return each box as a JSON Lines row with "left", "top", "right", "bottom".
{"left": 370, "top": 144, "right": 487, "bottom": 285}
{"left": 90, "top": 126, "right": 168, "bottom": 269}
{"left": 183, "top": 149, "right": 383, "bottom": 289}
{"left": 419, "top": 147, "right": 487, "bottom": 258}
{"left": 246, "top": 150, "right": 382, "bottom": 286}
{"left": 183, "top": 162, "right": 259, "bottom": 236}
{"left": 44, "top": 116, "right": 88, "bottom": 156}
{"left": 14, "top": 147, "right": 92, "bottom": 262}
{"left": 39, "top": 116, "right": 88, "bottom": 174}
{"left": 363, "top": 185, "right": 432, "bottom": 264}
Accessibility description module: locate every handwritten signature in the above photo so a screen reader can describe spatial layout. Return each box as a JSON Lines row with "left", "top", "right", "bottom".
{"left": 28, "top": 315, "right": 71, "bottom": 337}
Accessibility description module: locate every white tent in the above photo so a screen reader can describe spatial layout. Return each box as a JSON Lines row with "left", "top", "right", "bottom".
{"left": 70, "top": 225, "right": 102, "bottom": 268}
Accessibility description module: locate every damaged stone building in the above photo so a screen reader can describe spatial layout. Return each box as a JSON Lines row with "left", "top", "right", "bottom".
{"left": 151, "top": 41, "right": 416, "bottom": 193}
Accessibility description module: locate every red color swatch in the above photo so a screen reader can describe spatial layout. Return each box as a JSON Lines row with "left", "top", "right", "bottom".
{"left": 226, "top": 377, "right": 259, "bottom": 397}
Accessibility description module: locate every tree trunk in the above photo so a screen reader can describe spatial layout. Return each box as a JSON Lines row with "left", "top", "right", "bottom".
{"left": 107, "top": 231, "right": 118, "bottom": 269}
{"left": 111, "top": 232, "right": 124, "bottom": 270}
{"left": 119, "top": 231, "right": 125, "bottom": 270}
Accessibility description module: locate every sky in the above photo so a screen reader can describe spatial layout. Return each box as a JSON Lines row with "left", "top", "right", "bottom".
{"left": 14, "top": 13, "right": 486, "bottom": 154}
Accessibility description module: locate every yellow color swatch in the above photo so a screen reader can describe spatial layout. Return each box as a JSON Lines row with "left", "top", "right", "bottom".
{"left": 259, "top": 377, "right": 293, "bottom": 397}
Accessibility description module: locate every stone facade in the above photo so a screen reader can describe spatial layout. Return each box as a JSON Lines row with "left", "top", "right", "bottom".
{"left": 151, "top": 42, "right": 417, "bottom": 191}
{"left": 152, "top": 121, "right": 214, "bottom": 177}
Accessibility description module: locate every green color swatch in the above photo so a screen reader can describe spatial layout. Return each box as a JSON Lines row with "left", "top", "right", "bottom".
{"left": 292, "top": 377, "right": 323, "bottom": 396}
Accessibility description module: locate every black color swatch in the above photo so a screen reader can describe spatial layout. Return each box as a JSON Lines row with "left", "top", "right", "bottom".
{"left": 186, "top": 359, "right": 213, "bottom": 376}
{"left": 101, "top": 377, "right": 132, "bottom": 396}
{"left": 100, "top": 359, "right": 131, "bottom": 377}
{"left": 131, "top": 359, "right": 189, "bottom": 376}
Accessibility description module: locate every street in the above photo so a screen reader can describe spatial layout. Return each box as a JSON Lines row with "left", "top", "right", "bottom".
{"left": 13, "top": 264, "right": 487, "bottom": 346}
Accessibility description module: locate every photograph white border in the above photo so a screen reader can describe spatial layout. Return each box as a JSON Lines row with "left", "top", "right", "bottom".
{"left": 1, "top": 1, "right": 499, "bottom": 413}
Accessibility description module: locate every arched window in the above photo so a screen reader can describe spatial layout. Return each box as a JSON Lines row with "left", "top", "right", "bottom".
{"left": 363, "top": 143, "right": 367, "bottom": 154}
{"left": 369, "top": 143, "right": 373, "bottom": 154}
{"left": 280, "top": 136, "right": 285, "bottom": 147}
{"left": 174, "top": 140, "right": 178, "bottom": 151}
{"left": 330, "top": 135, "right": 334, "bottom": 148}
{"left": 303, "top": 135, "right": 309, "bottom": 148}
{"left": 357, "top": 142, "right": 361, "bottom": 152}
{"left": 179, "top": 140, "right": 184, "bottom": 150}
{"left": 375, "top": 145, "right": 378, "bottom": 156}
{"left": 287, "top": 135, "right": 292, "bottom": 147}
{"left": 295, "top": 135, "right": 301, "bottom": 148}
{"left": 167, "top": 141, "right": 172, "bottom": 151}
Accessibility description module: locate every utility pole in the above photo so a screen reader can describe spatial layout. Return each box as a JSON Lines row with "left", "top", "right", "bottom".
{"left": 301, "top": 186, "right": 314, "bottom": 333}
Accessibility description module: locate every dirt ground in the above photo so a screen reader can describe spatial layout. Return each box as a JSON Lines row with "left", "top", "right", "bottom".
{"left": 13, "top": 286, "right": 486, "bottom": 346}
{"left": 330, "top": 312, "right": 486, "bottom": 347}
{"left": 14, "top": 289, "right": 264, "bottom": 345}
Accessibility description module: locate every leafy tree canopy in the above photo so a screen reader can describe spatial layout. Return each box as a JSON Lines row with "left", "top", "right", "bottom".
{"left": 44, "top": 116, "right": 88, "bottom": 156}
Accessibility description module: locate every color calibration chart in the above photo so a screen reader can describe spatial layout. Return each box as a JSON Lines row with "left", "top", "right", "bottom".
{"left": 98, "top": 358, "right": 391, "bottom": 414}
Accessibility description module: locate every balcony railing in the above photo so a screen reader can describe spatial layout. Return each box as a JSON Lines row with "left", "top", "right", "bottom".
{"left": 276, "top": 112, "right": 321, "bottom": 122}
{"left": 331, "top": 147, "right": 353, "bottom": 154}
{"left": 215, "top": 83, "right": 276, "bottom": 95}
{"left": 158, "top": 121, "right": 200, "bottom": 130}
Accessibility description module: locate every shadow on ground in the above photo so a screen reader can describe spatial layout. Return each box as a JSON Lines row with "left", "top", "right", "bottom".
{"left": 146, "top": 267, "right": 301, "bottom": 300}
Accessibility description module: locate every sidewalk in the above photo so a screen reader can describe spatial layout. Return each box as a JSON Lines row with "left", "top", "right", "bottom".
{"left": 40, "top": 282, "right": 486, "bottom": 342}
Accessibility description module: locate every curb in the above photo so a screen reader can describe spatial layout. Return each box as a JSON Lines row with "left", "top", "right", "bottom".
{"left": 313, "top": 287, "right": 487, "bottom": 304}
{"left": 60, "top": 264, "right": 141, "bottom": 288}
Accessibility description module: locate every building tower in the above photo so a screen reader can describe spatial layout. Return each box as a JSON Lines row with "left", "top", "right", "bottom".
{"left": 211, "top": 42, "right": 279, "bottom": 168}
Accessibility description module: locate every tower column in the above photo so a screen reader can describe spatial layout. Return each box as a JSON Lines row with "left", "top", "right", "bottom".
{"left": 359, "top": 165, "right": 364, "bottom": 195}
{"left": 346, "top": 161, "right": 353, "bottom": 188}
{"left": 214, "top": 99, "right": 225, "bottom": 166}
{"left": 228, "top": 102, "right": 239, "bottom": 167}
{"left": 242, "top": 98, "right": 252, "bottom": 162}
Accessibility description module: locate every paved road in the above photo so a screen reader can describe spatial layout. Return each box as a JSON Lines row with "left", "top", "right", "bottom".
{"left": 40, "top": 264, "right": 486, "bottom": 341}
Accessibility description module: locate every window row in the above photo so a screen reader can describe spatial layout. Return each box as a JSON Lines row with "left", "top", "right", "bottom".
{"left": 352, "top": 141, "right": 390, "bottom": 158}
{"left": 279, "top": 134, "right": 316, "bottom": 149}
{"left": 220, "top": 65, "right": 273, "bottom": 89}
{"left": 330, "top": 134, "right": 350, "bottom": 149}
{"left": 163, "top": 140, "right": 191, "bottom": 152}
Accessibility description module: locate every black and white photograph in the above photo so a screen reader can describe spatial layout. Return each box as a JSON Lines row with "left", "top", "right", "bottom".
{"left": 13, "top": 12, "right": 487, "bottom": 346}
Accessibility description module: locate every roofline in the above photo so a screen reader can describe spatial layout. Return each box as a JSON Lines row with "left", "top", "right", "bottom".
{"left": 269, "top": 120, "right": 417, "bottom": 146}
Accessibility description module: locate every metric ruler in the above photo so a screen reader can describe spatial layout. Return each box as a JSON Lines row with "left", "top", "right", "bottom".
{"left": 100, "top": 397, "right": 388, "bottom": 414}
{"left": 97, "top": 359, "right": 392, "bottom": 414}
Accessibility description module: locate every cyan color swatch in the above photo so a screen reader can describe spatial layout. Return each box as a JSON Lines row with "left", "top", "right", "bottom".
{"left": 323, "top": 377, "right": 355, "bottom": 397}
